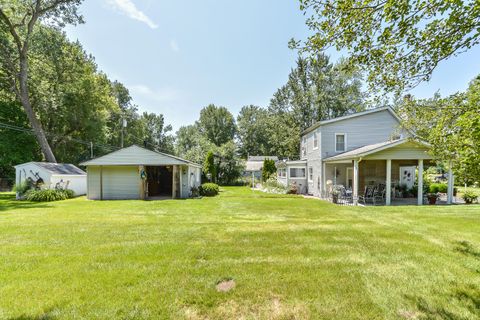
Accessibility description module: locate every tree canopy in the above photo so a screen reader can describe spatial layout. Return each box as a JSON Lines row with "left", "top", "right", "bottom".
{"left": 0, "top": 0, "right": 85, "bottom": 162}
{"left": 397, "top": 75, "right": 480, "bottom": 184}
{"left": 294, "top": 0, "right": 480, "bottom": 92}
{"left": 0, "top": 24, "right": 174, "bottom": 183}
{"left": 198, "top": 104, "right": 236, "bottom": 147}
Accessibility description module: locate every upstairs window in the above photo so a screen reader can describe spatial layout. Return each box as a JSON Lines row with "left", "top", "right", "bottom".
{"left": 308, "top": 167, "right": 313, "bottom": 182}
{"left": 302, "top": 137, "right": 307, "bottom": 157}
{"left": 313, "top": 132, "right": 318, "bottom": 150}
{"left": 290, "top": 168, "right": 306, "bottom": 178}
{"left": 335, "top": 133, "right": 346, "bottom": 152}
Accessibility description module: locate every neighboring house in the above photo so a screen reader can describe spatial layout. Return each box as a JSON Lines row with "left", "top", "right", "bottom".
{"left": 80, "top": 145, "right": 201, "bottom": 200}
{"left": 15, "top": 162, "right": 87, "bottom": 198}
{"left": 244, "top": 156, "right": 279, "bottom": 180}
{"left": 277, "top": 107, "right": 456, "bottom": 205}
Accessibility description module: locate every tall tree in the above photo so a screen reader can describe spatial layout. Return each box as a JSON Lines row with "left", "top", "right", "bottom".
{"left": 198, "top": 104, "right": 236, "bottom": 146}
{"left": 136, "top": 112, "right": 174, "bottom": 154}
{"left": 236, "top": 105, "right": 271, "bottom": 157}
{"left": 266, "top": 54, "right": 365, "bottom": 158}
{"left": 0, "top": 0, "right": 83, "bottom": 162}
{"left": 0, "top": 100, "right": 41, "bottom": 181}
{"left": 294, "top": 0, "right": 480, "bottom": 92}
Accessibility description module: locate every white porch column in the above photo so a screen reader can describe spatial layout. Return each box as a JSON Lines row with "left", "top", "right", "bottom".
{"left": 447, "top": 161, "right": 454, "bottom": 204}
{"left": 353, "top": 159, "right": 359, "bottom": 205}
{"left": 417, "top": 159, "right": 424, "bottom": 205}
{"left": 322, "top": 162, "right": 326, "bottom": 198}
{"left": 386, "top": 159, "right": 392, "bottom": 206}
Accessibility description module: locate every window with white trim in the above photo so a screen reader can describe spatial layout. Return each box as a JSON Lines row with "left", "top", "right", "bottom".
{"left": 335, "top": 133, "right": 346, "bottom": 152}
{"left": 308, "top": 167, "right": 313, "bottom": 182}
{"left": 313, "top": 132, "right": 318, "bottom": 150}
{"left": 289, "top": 168, "right": 306, "bottom": 178}
{"left": 278, "top": 168, "right": 286, "bottom": 178}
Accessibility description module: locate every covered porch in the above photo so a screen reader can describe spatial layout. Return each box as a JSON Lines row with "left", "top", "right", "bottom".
{"left": 322, "top": 139, "right": 456, "bottom": 206}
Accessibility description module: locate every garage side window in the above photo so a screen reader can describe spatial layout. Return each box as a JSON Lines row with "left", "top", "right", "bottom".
{"left": 290, "top": 168, "right": 306, "bottom": 178}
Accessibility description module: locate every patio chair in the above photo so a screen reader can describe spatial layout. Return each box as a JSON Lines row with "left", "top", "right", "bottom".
{"left": 338, "top": 185, "right": 353, "bottom": 204}
{"left": 358, "top": 185, "right": 378, "bottom": 205}
{"left": 374, "top": 184, "right": 386, "bottom": 204}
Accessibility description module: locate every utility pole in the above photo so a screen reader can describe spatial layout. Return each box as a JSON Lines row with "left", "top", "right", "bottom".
{"left": 90, "top": 142, "right": 93, "bottom": 158}
{"left": 121, "top": 118, "right": 127, "bottom": 148}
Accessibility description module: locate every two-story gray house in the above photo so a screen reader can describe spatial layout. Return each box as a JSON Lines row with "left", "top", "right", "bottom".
{"left": 277, "top": 107, "right": 456, "bottom": 205}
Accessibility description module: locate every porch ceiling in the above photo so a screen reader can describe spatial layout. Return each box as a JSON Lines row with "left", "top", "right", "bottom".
{"left": 323, "top": 139, "right": 432, "bottom": 163}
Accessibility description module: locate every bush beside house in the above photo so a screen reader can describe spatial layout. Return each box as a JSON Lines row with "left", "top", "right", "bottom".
{"left": 199, "top": 183, "right": 220, "bottom": 197}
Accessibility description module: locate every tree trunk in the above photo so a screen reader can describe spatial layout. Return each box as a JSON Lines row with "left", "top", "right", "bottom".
{"left": 18, "top": 53, "right": 57, "bottom": 163}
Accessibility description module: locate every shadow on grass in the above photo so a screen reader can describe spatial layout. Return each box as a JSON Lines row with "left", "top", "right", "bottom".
{"left": 455, "top": 240, "right": 480, "bottom": 259}
{"left": 0, "top": 193, "right": 49, "bottom": 212}
{"left": 7, "top": 306, "right": 59, "bottom": 320}
{"left": 405, "top": 284, "right": 480, "bottom": 319}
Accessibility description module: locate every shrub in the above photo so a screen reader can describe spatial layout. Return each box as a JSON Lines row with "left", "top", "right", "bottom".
{"left": 13, "top": 181, "right": 31, "bottom": 196}
{"left": 262, "top": 177, "right": 288, "bottom": 194}
{"left": 262, "top": 159, "right": 277, "bottom": 182}
{"left": 288, "top": 182, "right": 298, "bottom": 195}
{"left": 199, "top": 183, "right": 219, "bottom": 197}
{"left": 61, "top": 189, "right": 75, "bottom": 199}
{"left": 25, "top": 189, "right": 75, "bottom": 202}
{"left": 429, "top": 183, "right": 448, "bottom": 193}
{"left": 462, "top": 191, "right": 478, "bottom": 204}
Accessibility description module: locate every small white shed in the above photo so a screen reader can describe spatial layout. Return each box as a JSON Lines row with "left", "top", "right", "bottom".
{"left": 15, "top": 162, "right": 87, "bottom": 197}
{"left": 80, "top": 145, "right": 202, "bottom": 200}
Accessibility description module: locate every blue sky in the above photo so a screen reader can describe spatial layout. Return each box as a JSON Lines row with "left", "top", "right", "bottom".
{"left": 65, "top": 0, "right": 480, "bottom": 131}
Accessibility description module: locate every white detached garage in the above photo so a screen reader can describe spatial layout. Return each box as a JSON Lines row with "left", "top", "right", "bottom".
{"left": 80, "top": 145, "right": 202, "bottom": 200}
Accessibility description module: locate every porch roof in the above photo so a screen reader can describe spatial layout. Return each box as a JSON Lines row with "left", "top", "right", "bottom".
{"left": 323, "top": 139, "right": 432, "bottom": 163}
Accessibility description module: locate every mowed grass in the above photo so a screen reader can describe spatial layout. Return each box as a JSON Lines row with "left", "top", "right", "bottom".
{"left": 1, "top": 188, "right": 480, "bottom": 320}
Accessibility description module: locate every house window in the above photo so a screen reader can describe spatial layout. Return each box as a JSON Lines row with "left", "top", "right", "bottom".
{"left": 335, "top": 133, "right": 346, "bottom": 152}
{"left": 308, "top": 167, "right": 313, "bottom": 182}
{"left": 278, "top": 168, "right": 286, "bottom": 178}
{"left": 313, "top": 132, "right": 318, "bottom": 150}
{"left": 290, "top": 168, "right": 306, "bottom": 178}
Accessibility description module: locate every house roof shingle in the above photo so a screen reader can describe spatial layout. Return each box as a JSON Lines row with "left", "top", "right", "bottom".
{"left": 80, "top": 145, "right": 202, "bottom": 167}
{"left": 15, "top": 162, "right": 86, "bottom": 175}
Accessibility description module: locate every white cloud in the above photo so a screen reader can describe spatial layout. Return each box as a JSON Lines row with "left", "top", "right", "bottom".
{"left": 170, "top": 40, "right": 180, "bottom": 52}
{"left": 106, "top": 0, "right": 158, "bottom": 29}
{"left": 129, "top": 84, "right": 179, "bottom": 103}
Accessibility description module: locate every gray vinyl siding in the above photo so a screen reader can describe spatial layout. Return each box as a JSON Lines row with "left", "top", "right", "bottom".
{"left": 86, "top": 166, "right": 100, "bottom": 200}
{"left": 180, "top": 165, "right": 189, "bottom": 198}
{"left": 302, "top": 129, "right": 322, "bottom": 196}
{"left": 297, "top": 109, "right": 407, "bottom": 196}
{"left": 320, "top": 109, "right": 406, "bottom": 159}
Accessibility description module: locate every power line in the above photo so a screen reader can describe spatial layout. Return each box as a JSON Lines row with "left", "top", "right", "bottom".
{"left": 0, "top": 122, "right": 120, "bottom": 153}
{"left": 126, "top": 131, "right": 173, "bottom": 154}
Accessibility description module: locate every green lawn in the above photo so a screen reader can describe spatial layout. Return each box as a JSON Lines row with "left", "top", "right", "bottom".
{"left": 1, "top": 187, "right": 480, "bottom": 319}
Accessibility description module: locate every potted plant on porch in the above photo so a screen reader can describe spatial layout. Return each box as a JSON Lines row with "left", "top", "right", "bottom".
{"left": 426, "top": 193, "right": 439, "bottom": 205}
{"left": 331, "top": 187, "right": 340, "bottom": 204}
{"left": 462, "top": 191, "right": 478, "bottom": 204}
